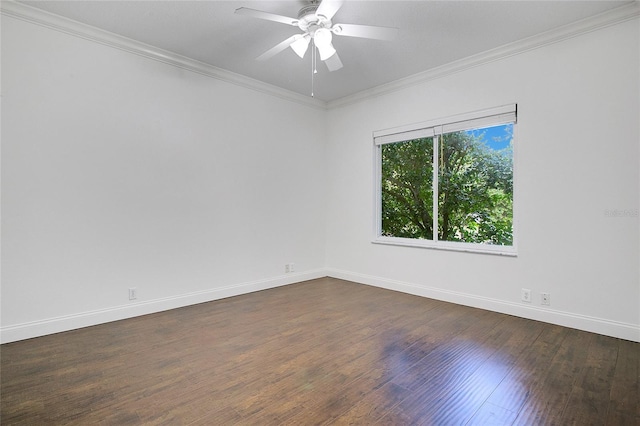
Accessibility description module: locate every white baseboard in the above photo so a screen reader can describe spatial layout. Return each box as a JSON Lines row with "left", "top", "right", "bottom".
{"left": 4, "top": 268, "right": 638, "bottom": 343}
{"left": 0, "top": 269, "right": 326, "bottom": 344}
{"left": 326, "top": 268, "right": 640, "bottom": 343}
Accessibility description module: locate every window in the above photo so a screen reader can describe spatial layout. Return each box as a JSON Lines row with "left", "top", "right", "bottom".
{"left": 374, "top": 105, "right": 517, "bottom": 255}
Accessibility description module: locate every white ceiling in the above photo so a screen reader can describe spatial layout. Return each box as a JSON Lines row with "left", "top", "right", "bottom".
{"left": 18, "top": 0, "right": 631, "bottom": 102}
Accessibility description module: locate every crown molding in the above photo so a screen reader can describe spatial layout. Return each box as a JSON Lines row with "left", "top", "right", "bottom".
{"left": 327, "top": 1, "right": 640, "bottom": 110}
{"left": 2, "top": 1, "right": 637, "bottom": 111}
{"left": 0, "top": 0, "right": 328, "bottom": 110}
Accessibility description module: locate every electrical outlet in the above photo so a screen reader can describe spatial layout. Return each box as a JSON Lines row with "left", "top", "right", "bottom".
{"left": 285, "top": 263, "right": 295, "bottom": 273}
{"left": 541, "top": 292, "right": 550, "bottom": 306}
{"left": 289, "top": 263, "right": 295, "bottom": 273}
{"left": 521, "top": 288, "right": 532, "bottom": 303}
{"left": 129, "top": 287, "right": 137, "bottom": 300}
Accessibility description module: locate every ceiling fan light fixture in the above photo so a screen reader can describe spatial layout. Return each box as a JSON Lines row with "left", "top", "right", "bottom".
{"left": 317, "top": 43, "right": 336, "bottom": 61}
{"left": 313, "top": 27, "right": 332, "bottom": 47}
{"left": 290, "top": 35, "right": 310, "bottom": 58}
{"left": 313, "top": 27, "right": 336, "bottom": 60}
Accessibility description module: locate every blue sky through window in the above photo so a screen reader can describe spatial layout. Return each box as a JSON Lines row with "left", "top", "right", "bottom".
{"left": 465, "top": 123, "right": 513, "bottom": 150}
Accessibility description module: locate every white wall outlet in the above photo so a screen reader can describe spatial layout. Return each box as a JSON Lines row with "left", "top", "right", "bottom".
{"left": 289, "top": 263, "right": 295, "bottom": 273}
{"left": 541, "top": 292, "right": 550, "bottom": 306}
{"left": 521, "top": 288, "right": 532, "bottom": 303}
{"left": 285, "top": 263, "right": 295, "bottom": 273}
{"left": 129, "top": 287, "right": 137, "bottom": 300}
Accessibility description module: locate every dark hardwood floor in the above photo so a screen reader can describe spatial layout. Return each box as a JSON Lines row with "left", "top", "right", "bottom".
{"left": 1, "top": 277, "right": 638, "bottom": 425}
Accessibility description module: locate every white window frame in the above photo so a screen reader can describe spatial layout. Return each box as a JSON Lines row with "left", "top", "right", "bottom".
{"left": 373, "top": 104, "right": 518, "bottom": 256}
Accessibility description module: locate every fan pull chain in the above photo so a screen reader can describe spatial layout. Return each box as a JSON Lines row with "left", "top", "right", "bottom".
{"left": 311, "top": 39, "right": 316, "bottom": 97}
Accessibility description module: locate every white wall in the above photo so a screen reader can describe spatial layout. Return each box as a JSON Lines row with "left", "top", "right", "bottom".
{"left": 2, "top": 8, "right": 639, "bottom": 343}
{"left": 1, "top": 15, "right": 327, "bottom": 341}
{"left": 325, "top": 18, "right": 640, "bottom": 341}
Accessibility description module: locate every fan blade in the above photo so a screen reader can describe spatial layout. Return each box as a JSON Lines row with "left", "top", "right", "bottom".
{"left": 324, "top": 51, "right": 343, "bottom": 72}
{"left": 316, "top": 0, "right": 344, "bottom": 20}
{"left": 333, "top": 23, "right": 398, "bottom": 41}
{"left": 257, "top": 35, "right": 303, "bottom": 61}
{"left": 235, "top": 7, "right": 298, "bottom": 26}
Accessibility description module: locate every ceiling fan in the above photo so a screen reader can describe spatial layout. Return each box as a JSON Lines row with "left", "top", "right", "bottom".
{"left": 235, "top": 0, "right": 398, "bottom": 72}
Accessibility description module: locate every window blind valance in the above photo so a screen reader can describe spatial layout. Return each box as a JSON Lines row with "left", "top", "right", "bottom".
{"left": 373, "top": 104, "right": 517, "bottom": 146}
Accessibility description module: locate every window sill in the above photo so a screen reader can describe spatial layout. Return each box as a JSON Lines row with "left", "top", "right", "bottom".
{"left": 372, "top": 236, "right": 517, "bottom": 257}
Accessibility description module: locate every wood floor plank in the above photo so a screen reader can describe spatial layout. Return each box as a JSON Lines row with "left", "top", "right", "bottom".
{"left": 511, "top": 328, "right": 594, "bottom": 425}
{"left": 378, "top": 313, "right": 541, "bottom": 425}
{"left": 606, "top": 338, "right": 640, "bottom": 423}
{"left": 483, "top": 323, "right": 569, "bottom": 414}
{"left": 421, "top": 317, "right": 545, "bottom": 425}
{"left": 466, "top": 402, "right": 518, "bottom": 426}
{"left": 389, "top": 308, "right": 505, "bottom": 392}
{"left": 329, "top": 382, "right": 412, "bottom": 425}
{"left": 1, "top": 278, "right": 638, "bottom": 425}
{"left": 560, "top": 333, "right": 620, "bottom": 424}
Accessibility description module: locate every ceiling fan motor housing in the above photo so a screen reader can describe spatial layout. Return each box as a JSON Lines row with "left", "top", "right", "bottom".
{"left": 297, "top": 4, "right": 332, "bottom": 33}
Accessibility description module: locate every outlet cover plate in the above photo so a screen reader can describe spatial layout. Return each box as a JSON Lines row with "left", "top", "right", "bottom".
{"left": 541, "top": 292, "right": 550, "bottom": 305}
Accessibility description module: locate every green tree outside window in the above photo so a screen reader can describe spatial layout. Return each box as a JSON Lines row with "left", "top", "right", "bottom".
{"left": 381, "top": 124, "right": 513, "bottom": 246}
